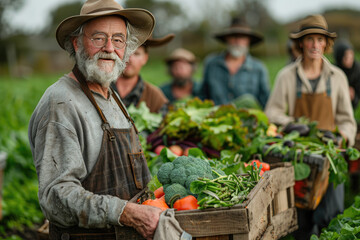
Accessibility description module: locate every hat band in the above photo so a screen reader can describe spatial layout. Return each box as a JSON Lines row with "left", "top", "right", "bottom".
{"left": 300, "top": 26, "right": 327, "bottom": 31}
{"left": 87, "top": 7, "right": 121, "bottom": 14}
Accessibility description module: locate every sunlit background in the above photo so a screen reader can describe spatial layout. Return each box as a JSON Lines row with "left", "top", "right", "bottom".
{"left": 1, "top": 1, "right": 360, "bottom": 239}
{"left": 2, "top": 0, "right": 360, "bottom": 77}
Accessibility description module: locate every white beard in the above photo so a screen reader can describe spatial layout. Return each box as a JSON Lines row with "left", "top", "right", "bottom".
{"left": 75, "top": 43, "right": 127, "bottom": 87}
{"left": 227, "top": 45, "right": 249, "bottom": 58}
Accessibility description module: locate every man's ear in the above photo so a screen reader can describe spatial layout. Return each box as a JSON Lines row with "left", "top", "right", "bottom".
{"left": 72, "top": 37, "right": 79, "bottom": 51}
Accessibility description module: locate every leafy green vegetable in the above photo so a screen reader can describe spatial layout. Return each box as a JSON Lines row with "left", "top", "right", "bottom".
{"left": 311, "top": 195, "right": 360, "bottom": 239}
{"left": 127, "top": 102, "right": 162, "bottom": 133}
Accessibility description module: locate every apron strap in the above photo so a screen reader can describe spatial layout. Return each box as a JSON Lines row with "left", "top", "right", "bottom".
{"left": 110, "top": 87, "right": 139, "bottom": 134}
{"left": 72, "top": 65, "right": 115, "bottom": 141}
{"left": 296, "top": 69, "right": 332, "bottom": 97}
{"left": 326, "top": 75, "right": 331, "bottom": 96}
{"left": 296, "top": 70, "right": 302, "bottom": 98}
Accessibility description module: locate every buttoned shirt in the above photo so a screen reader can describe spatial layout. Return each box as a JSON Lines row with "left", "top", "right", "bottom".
{"left": 198, "top": 52, "right": 270, "bottom": 108}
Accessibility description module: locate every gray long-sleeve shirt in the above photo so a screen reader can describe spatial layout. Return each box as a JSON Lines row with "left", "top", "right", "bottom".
{"left": 28, "top": 75, "right": 132, "bottom": 228}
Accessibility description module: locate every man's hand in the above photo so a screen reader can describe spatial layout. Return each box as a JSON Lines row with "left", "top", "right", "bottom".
{"left": 120, "top": 202, "right": 162, "bottom": 239}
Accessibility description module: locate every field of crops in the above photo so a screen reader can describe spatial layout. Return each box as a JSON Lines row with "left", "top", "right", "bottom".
{"left": 0, "top": 55, "right": 359, "bottom": 239}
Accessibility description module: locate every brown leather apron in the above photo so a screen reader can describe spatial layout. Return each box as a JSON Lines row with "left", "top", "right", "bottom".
{"left": 49, "top": 66, "right": 151, "bottom": 240}
{"left": 294, "top": 71, "right": 335, "bottom": 131}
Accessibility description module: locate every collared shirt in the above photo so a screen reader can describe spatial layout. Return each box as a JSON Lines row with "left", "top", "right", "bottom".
{"left": 28, "top": 75, "right": 131, "bottom": 228}
{"left": 198, "top": 52, "right": 270, "bottom": 108}
{"left": 160, "top": 80, "right": 200, "bottom": 103}
{"left": 112, "top": 76, "right": 168, "bottom": 114}
{"left": 111, "top": 76, "right": 145, "bottom": 108}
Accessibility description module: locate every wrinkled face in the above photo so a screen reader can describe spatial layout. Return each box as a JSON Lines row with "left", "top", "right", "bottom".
{"left": 342, "top": 49, "right": 354, "bottom": 69}
{"left": 122, "top": 46, "right": 148, "bottom": 79}
{"left": 300, "top": 34, "right": 327, "bottom": 60}
{"left": 73, "top": 16, "right": 128, "bottom": 86}
{"left": 80, "top": 16, "right": 126, "bottom": 67}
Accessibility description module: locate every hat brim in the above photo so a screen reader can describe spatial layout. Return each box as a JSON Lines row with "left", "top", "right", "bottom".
{"left": 214, "top": 28, "right": 263, "bottom": 46}
{"left": 56, "top": 8, "right": 155, "bottom": 49}
{"left": 289, "top": 28, "right": 337, "bottom": 39}
{"left": 143, "top": 33, "right": 175, "bottom": 47}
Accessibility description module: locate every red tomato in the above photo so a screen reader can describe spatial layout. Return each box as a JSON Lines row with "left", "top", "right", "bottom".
{"left": 154, "top": 145, "right": 165, "bottom": 155}
{"left": 169, "top": 145, "right": 183, "bottom": 156}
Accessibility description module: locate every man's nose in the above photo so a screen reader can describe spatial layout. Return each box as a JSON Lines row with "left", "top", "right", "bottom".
{"left": 102, "top": 38, "right": 115, "bottom": 52}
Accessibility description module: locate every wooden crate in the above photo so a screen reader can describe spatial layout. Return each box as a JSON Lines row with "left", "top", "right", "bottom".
{"left": 263, "top": 146, "right": 329, "bottom": 210}
{"left": 132, "top": 162, "right": 297, "bottom": 240}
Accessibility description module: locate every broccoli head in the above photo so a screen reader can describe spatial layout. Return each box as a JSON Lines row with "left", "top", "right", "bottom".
{"left": 157, "top": 156, "right": 214, "bottom": 194}
{"left": 157, "top": 162, "right": 174, "bottom": 185}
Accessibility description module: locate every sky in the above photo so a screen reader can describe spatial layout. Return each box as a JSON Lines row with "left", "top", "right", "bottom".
{"left": 5, "top": 0, "right": 360, "bottom": 34}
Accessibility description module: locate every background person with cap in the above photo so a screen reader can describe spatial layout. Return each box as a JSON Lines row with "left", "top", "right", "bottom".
{"left": 28, "top": 0, "right": 165, "bottom": 239}
{"left": 264, "top": 14, "right": 356, "bottom": 239}
{"left": 160, "top": 48, "right": 199, "bottom": 104}
{"left": 198, "top": 17, "right": 270, "bottom": 108}
{"left": 112, "top": 33, "right": 174, "bottom": 114}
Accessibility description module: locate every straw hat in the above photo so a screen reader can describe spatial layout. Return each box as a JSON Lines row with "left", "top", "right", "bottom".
{"left": 56, "top": 0, "right": 155, "bottom": 49}
{"left": 143, "top": 33, "right": 175, "bottom": 48}
{"left": 165, "top": 48, "right": 196, "bottom": 64}
{"left": 214, "top": 17, "right": 263, "bottom": 46}
{"left": 289, "top": 14, "right": 337, "bottom": 40}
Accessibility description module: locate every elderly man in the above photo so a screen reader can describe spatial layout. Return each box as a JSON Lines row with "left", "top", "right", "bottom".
{"left": 198, "top": 17, "right": 270, "bottom": 108}
{"left": 28, "top": 0, "right": 169, "bottom": 239}
{"left": 160, "top": 48, "right": 199, "bottom": 104}
{"left": 265, "top": 14, "right": 356, "bottom": 239}
{"left": 112, "top": 34, "right": 174, "bottom": 113}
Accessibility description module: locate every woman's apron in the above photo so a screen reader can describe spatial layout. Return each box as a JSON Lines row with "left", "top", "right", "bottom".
{"left": 293, "top": 71, "right": 344, "bottom": 239}
{"left": 49, "top": 65, "right": 151, "bottom": 240}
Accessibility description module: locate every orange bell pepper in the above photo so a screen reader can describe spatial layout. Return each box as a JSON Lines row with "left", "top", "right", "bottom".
{"left": 142, "top": 197, "right": 169, "bottom": 211}
{"left": 154, "top": 186, "right": 165, "bottom": 198}
{"left": 173, "top": 195, "right": 198, "bottom": 211}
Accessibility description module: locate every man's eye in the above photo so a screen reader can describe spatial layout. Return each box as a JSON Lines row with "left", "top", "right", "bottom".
{"left": 113, "top": 37, "right": 124, "bottom": 43}
{"left": 93, "top": 37, "right": 105, "bottom": 42}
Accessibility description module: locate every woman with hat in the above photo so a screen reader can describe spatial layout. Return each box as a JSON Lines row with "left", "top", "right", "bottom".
{"left": 160, "top": 48, "right": 199, "bottom": 104}
{"left": 198, "top": 17, "right": 270, "bottom": 108}
{"left": 265, "top": 14, "right": 356, "bottom": 239}
{"left": 112, "top": 33, "right": 174, "bottom": 113}
{"left": 28, "top": 0, "right": 185, "bottom": 239}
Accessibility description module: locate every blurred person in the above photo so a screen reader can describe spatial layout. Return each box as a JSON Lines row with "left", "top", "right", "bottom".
{"left": 28, "top": 0, "right": 189, "bottom": 239}
{"left": 160, "top": 48, "right": 199, "bottom": 103}
{"left": 264, "top": 14, "right": 356, "bottom": 240}
{"left": 287, "top": 39, "right": 302, "bottom": 63}
{"left": 112, "top": 34, "right": 174, "bottom": 113}
{"left": 334, "top": 39, "right": 360, "bottom": 109}
{"left": 198, "top": 17, "right": 270, "bottom": 108}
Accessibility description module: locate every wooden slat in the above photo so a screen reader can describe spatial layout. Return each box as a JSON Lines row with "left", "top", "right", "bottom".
{"left": 273, "top": 190, "right": 288, "bottom": 214}
{"left": 246, "top": 177, "right": 274, "bottom": 240}
{"left": 261, "top": 207, "right": 298, "bottom": 240}
{"left": 267, "top": 164, "right": 295, "bottom": 193}
{"left": 288, "top": 187, "right": 295, "bottom": 208}
{"left": 176, "top": 208, "right": 249, "bottom": 237}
